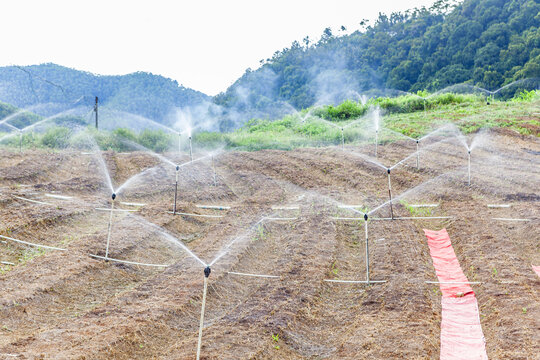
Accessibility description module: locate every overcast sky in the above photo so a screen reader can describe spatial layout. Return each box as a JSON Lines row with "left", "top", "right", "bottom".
{"left": 1, "top": 0, "right": 437, "bottom": 95}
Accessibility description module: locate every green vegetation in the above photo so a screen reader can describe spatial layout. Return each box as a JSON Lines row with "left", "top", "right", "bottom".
{"left": 216, "top": 0, "right": 540, "bottom": 116}
{"left": 1, "top": 90, "right": 538, "bottom": 153}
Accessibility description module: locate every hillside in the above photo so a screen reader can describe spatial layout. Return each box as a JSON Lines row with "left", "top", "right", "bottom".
{"left": 215, "top": 0, "right": 540, "bottom": 120}
{"left": 0, "top": 63, "right": 209, "bottom": 123}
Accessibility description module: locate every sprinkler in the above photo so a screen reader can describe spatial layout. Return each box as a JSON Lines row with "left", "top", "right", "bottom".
{"left": 364, "top": 213, "right": 370, "bottom": 283}
{"left": 19, "top": 130, "right": 22, "bottom": 153}
{"left": 188, "top": 128, "right": 193, "bottom": 163}
{"left": 387, "top": 169, "right": 394, "bottom": 219}
{"left": 340, "top": 127, "right": 344, "bottom": 151}
{"left": 212, "top": 155, "right": 217, "bottom": 187}
{"left": 105, "top": 193, "right": 116, "bottom": 259}
{"left": 173, "top": 165, "right": 179, "bottom": 214}
{"left": 467, "top": 149, "right": 471, "bottom": 186}
{"left": 196, "top": 266, "right": 211, "bottom": 360}
{"left": 416, "top": 139, "right": 419, "bottom": 169}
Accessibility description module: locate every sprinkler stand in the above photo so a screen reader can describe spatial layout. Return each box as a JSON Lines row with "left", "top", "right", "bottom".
{"left": 341, "top": 128, "right": 344, "bottom": 150}
{"left": 105, "top": 193, "right": 116, "bottom": 259}
{"left": 387, "top": 169, "right": 393, "bottom": 219}
{"left": 173, "top": 165, "right": 179, "bottom": 214}
{"left": 375, "top": 130, "right": 379, "bottom": 158}
{"left": 212, "top": 155, "right": 217, "bottom": 186}
{"left": 196, "top": 266, "right": 211, "bottom": 360}
{"left": 364, "top": 214, "right": 370, "bottom": 283}
{"left": 19, "top": 131, "right": 22, "bottom": 153}
{"left": 416, "top": 140, "right": 419, "bottom": 169}
{"left": 467, "top": 150, "right": 471, "bottom": 186}
{"left": 189, "top": 136, "right": 193, "bottom": 163}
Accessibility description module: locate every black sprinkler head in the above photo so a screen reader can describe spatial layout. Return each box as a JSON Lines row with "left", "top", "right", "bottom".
{"left": 111, "top": 193, "right": 116, "bottom": 200}
{"left": 176, "top": 165, "right": 180, "bottom": 171}
{"left": 387, "top": 168, "right": 391, "bottom": 174}
{"left": 416, "top": 139, "right": 419, "bottom": 144}
{"left": 364, "top": 213, "right": 368, "bottom": 221}
{"left": 204, "top": 266, "right": 211, "bottom": 278}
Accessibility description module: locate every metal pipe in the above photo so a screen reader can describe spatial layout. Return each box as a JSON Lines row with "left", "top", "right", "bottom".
{"left": 212, "top": 155, "right": 217, "bottom": 186}
{"left": 196, "top": 267, "right": 211, "bottom": 360}
{"left": 387, "top": 169, "right": 393, "bottom": 219}
{"left": 375, "top": 130, "right": 378, "bottom": 157}
{"left": 19, "top": 131, "right": 22, "bottom": 153}
{"left": 173, "top": 166, "right": 179, "bottom": 214}
{"left": 416, "top": 140, "right": 419, "bottom": 169}
{"left": 364, "top": 214, "right": 369, "bottom": 284}
{"left": 467, "top": 150, "right": 471, "bottom": 186}
{"left": 189, "top": 136, "right": 193, "bottom": 163}
{"left": 105, "top": 193, "right": 116, "bottom": 259}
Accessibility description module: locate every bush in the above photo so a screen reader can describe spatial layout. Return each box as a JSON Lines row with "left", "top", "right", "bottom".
{"left": 40, "top": 127, "right": 72, "bottom": 149}
{"left": 314, "top": 100, "right": 368, "bottom": 121}
{"left": 137, "top": 129, "right": 172, "bottom": 152}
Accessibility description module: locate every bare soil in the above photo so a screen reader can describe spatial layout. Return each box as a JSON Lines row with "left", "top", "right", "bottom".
{"left": 0, "top": 130, "right": 538, "bottom": 359}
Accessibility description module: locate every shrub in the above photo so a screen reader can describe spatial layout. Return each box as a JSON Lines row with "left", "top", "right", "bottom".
{"left": 40, "top": 127, "right": 72, "bottom": 149}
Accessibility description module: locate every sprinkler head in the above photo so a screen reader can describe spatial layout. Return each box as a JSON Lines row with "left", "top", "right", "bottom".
{"left": 364, "top": 213, "right": 368, "bottom": 221}
{"left": 204, "top": 266, "right": 211, "bottom": 278}
{"left": 111, "top": 193, "right": 116, "bottom": 200}
{"left": 387, "top": 168, "right": 391, "bottom": 174}
{"left": 468, "top": 150, "right": 471, "bottom": 154}
{"left": 416, "top": 139, "right": 419, "bottom": 144}
{"left": 176, "top": 165, "right": 180, "bottom": 171}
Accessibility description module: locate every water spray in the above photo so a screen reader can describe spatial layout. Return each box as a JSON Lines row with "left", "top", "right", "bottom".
{"left": 105, "top": 193, "right": 116, "bottom": 259}
{"left": 173, "top": 165, "right": 179, "bottom": 214}
{"left": 178, "top": 132, "right": 182, "bottom": 154}
{"left": 196, "top": 266, "right": 211, "bottom": 360}
{"left": 387, "top": 169, "right": 393, "bottom": 219}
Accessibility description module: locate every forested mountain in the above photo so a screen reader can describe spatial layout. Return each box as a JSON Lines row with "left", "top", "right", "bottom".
{"left": 0, "top": 63, "right": 209, "bottom": 123}
{"left": 215, "top": 0, "right": 540, "bottom": 119}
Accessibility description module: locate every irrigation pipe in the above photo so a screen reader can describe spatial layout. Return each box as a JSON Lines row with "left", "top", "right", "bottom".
{"left": 492, "top": 218, "right": 531, "bottom": 222}
{"left": 0, "top": 234, "right": 67, "bottom": 251}
{"left": 95, "top": 208, "right": 138, "bottom": 212}
{"left": 120, "top": 202, "right": 146, "bottom": 207}
{"left": 195, "top": 205, "right": 231, "bottom": 210}
{"left": 263, "top": 217, "right": 298, "bottom": 221}
{"left": 271, "top": 206, "right": 300, "bottom": 210}
{"left": 227, "top": 271, "right": 279, "bottom": 279}
{"left": 1, "top": 261, "right": 15, "bottom": 266}
{"left": 487, "top": 204, "right": 511, "bottom": 208}
{"left": 12, "top": 195, "right": 54, "bottom": 206}
{"left": 89, "top": 254, "right": 169, "bottom": 267}
{"left": 331, "top": 216, "right": 453, "bottom": 221}
{"left": 408, "top": 204, "right": 439, "bottom": 208}
{"left": 167, "top": 211, "right": 223, "bottom": 218}
{"left": 44, "top": 193, "right": 73, "bottom": 200}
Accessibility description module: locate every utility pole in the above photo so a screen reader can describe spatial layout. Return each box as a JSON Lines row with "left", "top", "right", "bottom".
{"left": 94, "top": 96, "right": 99, "bottom": 129}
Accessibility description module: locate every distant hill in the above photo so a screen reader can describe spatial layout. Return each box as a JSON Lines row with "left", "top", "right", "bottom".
{"left": 215, "top": 0, "right": 540, "bottom": 121}
{"left": 0, "top": 63, "right": 210, "bottom": 124}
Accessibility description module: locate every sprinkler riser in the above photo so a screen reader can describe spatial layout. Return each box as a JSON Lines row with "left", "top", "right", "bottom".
{"left": 416, "top": 141, "right": 419, "bottom": 169}
{"left": 387, "top": 172, "right": 394, "bottom": 220}
{"left": 467, "top": 151, "right": 471, "bottom": 186}
{"left": 105, "top": 198, "right": 115, "bottom": 259}
{"left": 365, "top": 220, "right": 369, "bottom": 283}
{"left": 196, "top": 275, "right": 209, "bottom": 360}
{"left": 173, "top": 170, "right": 179, "bottom": 214}
{"left": 375, "top": 130, "right": 378, "bottom": 158}
{"left": 189, "top": 136, "right": 193, "bottom": 162}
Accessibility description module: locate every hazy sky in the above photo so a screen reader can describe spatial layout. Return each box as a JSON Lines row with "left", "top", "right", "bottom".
{"left": 1, "top": 0, "right": 437, "bottom": 95}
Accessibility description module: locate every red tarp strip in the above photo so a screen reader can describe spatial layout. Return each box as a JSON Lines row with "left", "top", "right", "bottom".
{"left": 424, "top": 228, "right": 488, "bottom": 360}
{"left": 424, "top": 228, "right": 473, "bottom": 298}
{"left": 533, "top": 265, "right": 540, "bottom": 278}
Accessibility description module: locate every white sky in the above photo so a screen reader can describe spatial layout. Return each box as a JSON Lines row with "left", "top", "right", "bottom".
{"left": 1, "top": 0, "right": 437, "bottom": 95}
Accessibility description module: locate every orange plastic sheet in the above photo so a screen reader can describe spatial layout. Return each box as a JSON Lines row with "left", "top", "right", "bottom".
{"left": 533, "top": 265, "right": 540, "bottom": 278}
{"left": 424, "top": 229, "right": 488, "bottom": 360}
